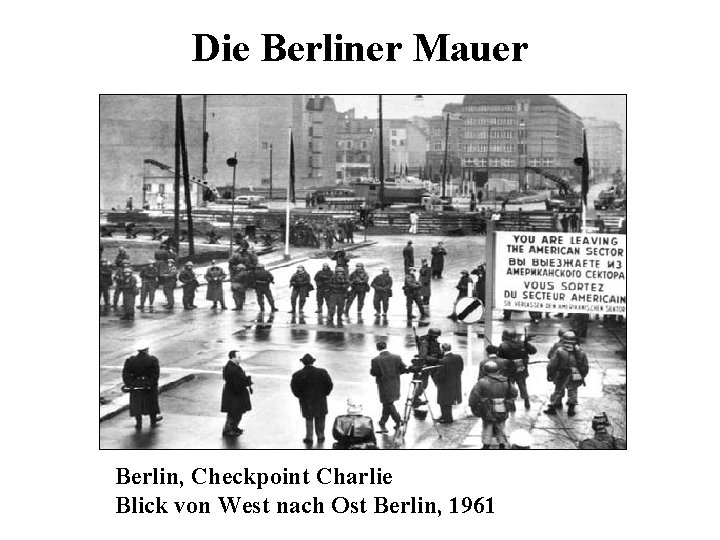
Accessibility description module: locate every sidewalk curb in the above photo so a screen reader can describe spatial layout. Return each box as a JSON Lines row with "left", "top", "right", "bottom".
{"left": 99, "top": 374, "right": 195, "bottom": 423}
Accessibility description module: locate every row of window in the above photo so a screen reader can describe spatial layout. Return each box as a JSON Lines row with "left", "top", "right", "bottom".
{"left": 460, "top": 144, "right": 517, "bottom": 153}
{"left": 463, "top": 116, "right": 521, "bottom": 126}
{"left": 337, "top": 140, "right": 370, "bottom": 150}
{"left": 458, "top": 156, "right": 556, "bottom": 168}
{"left": 464, "top": 104, "right": 526, "bottom": 113}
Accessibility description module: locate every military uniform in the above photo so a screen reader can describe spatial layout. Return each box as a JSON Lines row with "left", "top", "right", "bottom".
{"left": 314, "top": 267, "right": 333, "bottom": 313}
{"left": 326, "top": 271, "right": 350, "bottom": 325}
{"left": 100, "top": 263, "right": 113, "bottom": 306}
{"left": 545, "top": 333, "right": 589, "bottom": 416}
{"left": 254, "top": 267, "right": 278, "bottom": 312}
{"left": 178, "top": 267, "right": 199, "bottom": 309}
{"left": 370, "top": 272, "right": 393, "bottom": 315}
{"left": 578, "top": 432, "right": 626, "bottom": 450}
{"left": 497, "top": 334, "right": 537, "bottom": 409}
{"left": 469, "top": 365, "right": 518, "bottom": 448}
{"left": 205, "top": 265, "right": 227, "bottom": 309}
{"left": 159, "top": 264, "right": 177, "bottom": 308}
{"left": 289, "top": 270, "right": 313, "bottom": 313}
{"left": 117, "top": 272, "right": 138, "bottom": 320}
{"left": 138, "top": 265, "right": 159, "bottom": 308}
{"left": 345, "top": 267, "right": 370, "bottom": 315}
{"left": 412, "top": 332, "right": 441, "bottom": 405}
{"left": 418, "top": 263, "right": 431, "bottom": 304}
{"left": 112, "top": 267, "right": 125, "bottom": 307}
{"left": 403, "top": 273, "right": 426, "bottom": 319}
{"left": 230, "top": 266, "right": 252, "bottom": 310}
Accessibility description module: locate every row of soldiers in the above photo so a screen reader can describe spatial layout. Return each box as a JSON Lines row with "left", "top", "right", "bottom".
{"left": 289, "top": 218, "right": 356, "bottom": 249}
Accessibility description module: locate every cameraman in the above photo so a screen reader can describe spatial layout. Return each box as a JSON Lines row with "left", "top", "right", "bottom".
{"left": 578, "top": 413, "right": 626, "bottom": 449}
{"left": 497, "top": 329, "right": 537, "bottom": 410}
{"left": 410, "top": 328, "right": 442, "bottom": 407}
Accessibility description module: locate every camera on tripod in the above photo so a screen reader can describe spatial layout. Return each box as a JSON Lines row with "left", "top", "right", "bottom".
{"left": 408, "top": 355, "right": 441, "bottom": 376}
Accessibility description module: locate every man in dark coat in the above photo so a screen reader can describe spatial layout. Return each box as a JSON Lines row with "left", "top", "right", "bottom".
{"left": 122, "top": 346, "right": 161, "bottom": 429}
{"left": 331, "top": 248, "right": 349, "bottom": 271}
{"left": 345, "top": 262, "right": 370, "bottom": 317}
{"left": 179, "top": 262, "right": 199, "bottom": 310}
{"left": 205, "top": 260, "right": 227, "bottom": 310}
{"left": 221, "top": 350, "right": 253, "bottom": 436}
{"left": 418, "top": 259, "right": 431, "bottom": 305}
{"left": 291, "top": 353, "right": 334, "bottom": 444}
{"left": 469, "top": 361, "right": 517, "bottom": 449}
{"left": 448, "top": 270, "right": 471, "bottom": 320}
{"left": 402, "top": 241, "right": 414, "bottom": 274}
{"left": 118, "top": 267, "right": 138, "bottom": 320}
{"left": 138, "top": 260, "right": 159, "bottom": 310}
{"left": 371, "top": 268, "right": 393, "bottom": 317}
{"left": 497, "top": 329, "right": 537, "bottom": 410}
{"left": 289, "top": 265, "right": 313, "bottom": 314}
{"left": 430, "top": 241, "right": 447, "bottom": 278}
{"left": 432, "top": 343, "right": 464, "bottom": 423}
{"left": 254, "top": 264, "right": 278, "bottom": 312}
{"left": 112, "top": 261, "right": 131, "bottom": 308}
{"left": 403, "top": 268, "right": 427, "bottom": 319}
{"left": 100, "top": 259, "right": 113, "bottom": 307}
{"left": 369, "top": 341, "right": 408, "bottom": 433}
{"left": 314, "top": 263, "right": 333, "bottom": 314}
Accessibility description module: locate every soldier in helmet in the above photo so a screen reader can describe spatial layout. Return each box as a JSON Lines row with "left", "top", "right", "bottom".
{"left": 112, "top": 261, "right": 132, "bottom": 308}
{"left": 118, "top": 267, "right": 138, "bottom": 320}
{"left": 469, "top": 360, "right": 517, "bottom": 449}
{"left": 114, "top": 246, "right": 129, "bottom": 268}
{"left": 496, "top": 329, "right": 537, "bottom": 410}
{"left": 138, "top": 260, "right": 159, "bottom": 310}
{"left": 289, "top": 265, "right": 313, "bottom": 314}
{"left": 371, "top": 268, "right": 393, "bottom": 317}
{"left": 345, "top": 262, "right": 370, "bottom": 317}
{"left": 254, "top": 264, "right": 278, "bottom": 312}
{"left": 230, "top": 263, "right": 252, "bottom": 311}
{"left": 314, "top": 263, "right": 333, "bottom": 314}
{"left": 178, "top": 262, "right": 199, "bottom": 310}
{"left": 403, "top": 267, "right": 427, "bottom": 320}
{"left": 410, "top": 328, "right": 442, "bottom": 408}
{"left": 544, "top": 330, "right": 589, "bottom": 417}
{"left": 159, "top": 259, "right": 177, "bottom": 308}
{"left": 578, "top": 412, "right": 626, "bottom": 449}
{"left": 326, "top": 267, "right": 350, "bottom": 326}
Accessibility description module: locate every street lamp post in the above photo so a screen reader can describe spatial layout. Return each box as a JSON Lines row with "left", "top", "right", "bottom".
{"left": 227, "top": 153, "right": 238, "bottom": 260}
{"left": 269, "top": 143, "right": 273, "bottom": 200}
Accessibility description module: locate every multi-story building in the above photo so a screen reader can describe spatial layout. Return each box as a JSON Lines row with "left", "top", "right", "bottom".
{"left": 459, "top": 95, "right": 584, "bottom": 191}
{"left": 336, "top": 109, "right": 375, "bottom": 181}
{"left": 100, "top": 94, "right": 338, "bottom": 208}
{"left": 425, "top": 103, "right": 463, "bottom": 183}
{"left": 583, "top": 117, "right": 624, "bottom": 180}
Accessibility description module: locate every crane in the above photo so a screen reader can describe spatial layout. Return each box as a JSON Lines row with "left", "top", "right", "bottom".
{"left": 143, "top": 159, "right": 220, "bottom": 199}
{"left": 524, "top": 165, "right": 574, "bottom": 196}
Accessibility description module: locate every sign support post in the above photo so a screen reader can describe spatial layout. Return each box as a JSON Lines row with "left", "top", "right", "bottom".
{"left": 484, "top": 219, "right": 496, "bottom": 360}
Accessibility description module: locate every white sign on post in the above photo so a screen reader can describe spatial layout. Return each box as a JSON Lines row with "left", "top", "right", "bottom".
{"left": 494, "top": 232, "right": 626, "bottom": 316}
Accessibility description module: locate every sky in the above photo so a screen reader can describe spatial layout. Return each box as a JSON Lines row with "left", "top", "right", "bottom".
{"left": 330, "top": 94, "right": 626, "bottom": 132}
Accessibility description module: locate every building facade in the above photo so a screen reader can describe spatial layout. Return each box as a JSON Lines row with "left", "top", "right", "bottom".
{"left": 583, "top": 117, "right": 624, "bottom": 180}
{"left": 458, "top": 95, "right": 584, "bottom": 192}
{"left": 425, "top": 103, "right": 463, "bottom": 184}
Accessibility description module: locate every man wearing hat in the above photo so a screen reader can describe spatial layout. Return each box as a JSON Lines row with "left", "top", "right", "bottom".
{"left": 403, "top": 267, "right": 426, "bottom": 319}
{"left": 289, "top": 265, "right": 313, "bottom": 314}
{"left": 118, "top": 267, "right": 138, "bottom": 320}
{"left": 290, "top": 354, "right": 334, "bottom": 444}
{"left": 346, "top": 262, "right": 370, "bottom": 317}
{"left": 138, "top": 260, "right": 159, "bottom": 310}
{"left": 447, "top": 270, "right": 471, "bottom": 320}
{"left": 179, "top": 262, "right": 200, "bottom": 309}
{"left": 254, "top": 264, "right": 278, "bottom": 312}
{"left": 160, "top": 259, "right": 177, "bottom": 309}
{"left": 205, "top": 260, "right": 227, "bottom": 310}
{"left": 370, "top": 341, "right": 408, "bottom": 433}
{"left": 431, "top": 343, "right": 464, "bottom": 423}
{"left": 122, "top": 346, "right": 162, "bottom": 429}
{"left": 326, "top": 267, "right": 350, "bottom": 326}
{"left": 314, "top": 263, "right": 334, "bottom": 314}
{"left": 418, "top": 259, "right": 431, "bottom": 306}
{"left": 402, "top": 241, "right": 414, "bottom": 275}
{"left": 371, "top": 268, "right": 393, "bottom": 317}
{"left": 221, "top": 351, "right": 253, "bottom": 436}
{"left": 544, "top": 331, "right": 589, "bottom": 417}
{"left": 430, "top": 241, "right": 447, "bottom": 279}
{"left": 469, "top": 360, "right": 517, "bottom": 449}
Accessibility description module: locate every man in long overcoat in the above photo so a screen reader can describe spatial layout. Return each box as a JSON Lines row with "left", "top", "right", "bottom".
{"left": 369, "top": 341, "right": 408, "bottom": 432}
{"left": 122, "top": 346, "right": 161, "bottom": 429}
{"left": 291, "top": 354, "right": 334, "bottom": 444}
{"left": 430, "top": 241, "right": 447, "bottom": 278}
{"left": 118, "top": 267, "right": 138, "bottom": 320}
{"left": 402, "top": 241, "right": 414, "bottom": 274}
{"left": 100, "top": 259, "right": 113, "bottom": 307}
{"left": 418, "top": 259, "right": 432, "bottom": 305}
{"left": 431, "top": 343, "right": 464, "bottom": 423}
{"left": 221, "top": 350, "right": 253, "bottom": 436}
{"left": 205, "top": 260, "right": 227, "bottom": 310}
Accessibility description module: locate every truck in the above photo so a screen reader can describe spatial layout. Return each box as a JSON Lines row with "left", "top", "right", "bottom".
{"left": 594, "top": 186, "right": 626, "bottom": 210}
{"left": 525, "top": 166, "right": 582, "bottom": 213}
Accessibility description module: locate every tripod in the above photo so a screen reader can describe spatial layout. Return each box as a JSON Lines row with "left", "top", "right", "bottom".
{"left": 395, "top": 373, "right": 442, "bottom": 442}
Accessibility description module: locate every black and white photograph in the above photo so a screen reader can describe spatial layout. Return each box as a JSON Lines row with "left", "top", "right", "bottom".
{"left": 99, "top": 94, "right": 627, "bottom": 450}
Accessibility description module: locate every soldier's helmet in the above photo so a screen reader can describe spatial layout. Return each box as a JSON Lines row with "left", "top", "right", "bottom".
{"left": 148, "top": 259, "right": 155, "bottom": 265}
{"left": 322, "top": 263, "right": 330, "bottom": 269}
{"left": 382, "top": 267, "right": 390, "bottom": 273}
{"left": 186, "top": 262, "right": 193, "bottom": 267}
{"left": 428, "top": 328, "right": 442, "bottom": 337}
{"left": 356, "top": 263, "right": 363, "bottom": 268}
{"left": 562, "top": 331, "right": 578, "bottom": 344}
{"left": 122, "top": 267, "right": 132, "bottom": 274}
{"left": 483, "top": 361, "right": 500, "bottom": 373}
{"left": 237, "top": 264, "right": 246, "bottom": 269}
{"left": 168, "top": 259, "right": 175, "bottom": 264}
{"left": 101, "top": 259, "right": 108, "bottom": 264}
{"left": 461, "top": 269, "right": 469, "bottom": 275}
{"left": 591, "top": 413, "right": 611, "bottom": 432}
{"left": 502, "top": 329, "right": 517, "bottom": 341}
{"left": 257, "top": 264, "right": 265, "bottom": 269}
